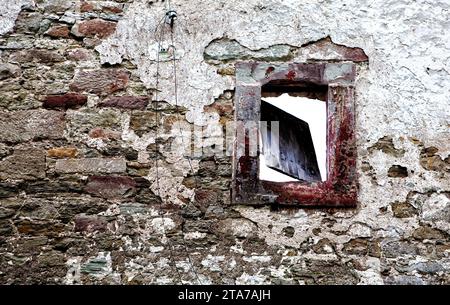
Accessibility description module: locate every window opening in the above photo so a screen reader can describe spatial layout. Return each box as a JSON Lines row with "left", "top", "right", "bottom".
{"left": 259, "top": 85, "right": 327, "bottom": 182}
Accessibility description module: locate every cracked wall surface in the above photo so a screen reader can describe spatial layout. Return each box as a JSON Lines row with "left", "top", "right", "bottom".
{"left": 0, "top": 0, "right": 449, "bottom": 284}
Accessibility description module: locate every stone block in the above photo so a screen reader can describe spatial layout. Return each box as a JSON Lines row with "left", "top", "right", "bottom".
{"left": 84, "top": 175, "right": 137, "bottom": 198}
{"left": 44, "top": 93, "right": 87, "bottom": 109}
{"left": 99, "top": 96, "right": 149, "bottom": 110}
{"left": 70, "top": 69, "right": 129, "bottom": 95}
{"left": 0, "top": 110, "right": 65, "bottom": 143}
{"left": 55, "top": 158, "right": 126, "bottom": 174}
{"left": 0, "top": 148, "right": 46, "bottom": 180}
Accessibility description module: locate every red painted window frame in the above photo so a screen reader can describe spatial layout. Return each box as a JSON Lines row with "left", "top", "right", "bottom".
{"left": 231, "top": 62, "right": 358, "bottom": 207}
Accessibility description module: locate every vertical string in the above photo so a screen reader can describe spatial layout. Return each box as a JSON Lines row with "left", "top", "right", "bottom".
{"left": 153, "top": 13, "right": 184, "bottom": 285}
{"left": 152, "top": 2, "right": 204, "bottom": 284}
{"left": 169, "top": 21, "right": 203, "bottom": 285}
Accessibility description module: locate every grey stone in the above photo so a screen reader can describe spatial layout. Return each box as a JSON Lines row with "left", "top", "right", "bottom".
{"left": 0, "top": 219, "right": 14, "bottom": 236}
{"left": 291, "top": 260, "right": 359, "bottom": 285}
{"left": 204, "top": 38, "right": 293, "bottom": 63}
{"left": 384, "top": 275, "right": 426, "bottom": 285}
{"left": 69, "top": 69, "right": 129, "bottom": 95}
{"left": 65, "top": 108, "right": 122, "bottom": 138}
{"left": 38, "top": 0, "right": 74, "bottom": 15}
{"left": 382, "top": 241, "right": 419, "bottom": 258}
{"left": 55, "top": 158, "right": 127, "bottom": 174}
{"left": 0, "top": 148, "right": 46, "bottom": 180}
{"left": 119, "top": 203, "right": 149, "bottom": 215}
{"left": 413, "top": 261, "right": 445, "bottom": 274}
{"left": 0, "top": 207, "right": 15, "bottom": 219}
{"left": 14, "top": 236, "right": 48, "bottom": 254}
{"left": 81, "top": 257, "right": 108, "bottom": 274}
{"left": 0, "top": 63, "right": 21, "bottom": 80}
{"left": 0, "top": 143, "right": 13, "bottom": 158}
{"left": 14, "top": 195, "right": 109, "bottom": 222}
{"left": 392, "top": 201, "right": 418, "bottom": 218}
{"left": 0, "top": 110, "right": 65, "bottom": 143}
{"left": 215, "top": 218, "right": 257, "bottom": 238}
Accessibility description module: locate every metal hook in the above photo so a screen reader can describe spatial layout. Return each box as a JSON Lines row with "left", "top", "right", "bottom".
{"left": 165, "top": 10, "right": 177, "bottom": 28}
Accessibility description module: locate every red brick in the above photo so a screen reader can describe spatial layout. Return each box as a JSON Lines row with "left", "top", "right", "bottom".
{"left": 84, "top": 176, "right": 137, "bottom": 199}
{"left": 89, "top": 128, "right": 106, "bottom": 138}
{"left": 204, "top": 102, "right": 233, "bottom": 116}
{"left": 73, "top": 18, "right": 117, "bottom": 39}
{"left": 98, "top": 96, "right": 149, "bottom": 110}
{"left": 88, "top": 127, "right": 120, "bottom": 139}
{"left": 66, "top": 49, "right": 91, "bottom": 61}
{"left": 44, "top": 93, "right": 87, "bottom": 109}
{"left": 45, "top": 25, "right": 70, "bottom": 38}
{"left": 10, "top": 49, "right": 64, "bottom": 64}
{"left": 194, "top": 189, "right": 218, "bottom": 210}
{"left": 80, "top": 1, "right": 94, "bottom": 12}
{"left": 74, "top": 215, "right": 107, "bottom": 233}
{"left": 101, "top": 5, "right": 123, "bottom": 14}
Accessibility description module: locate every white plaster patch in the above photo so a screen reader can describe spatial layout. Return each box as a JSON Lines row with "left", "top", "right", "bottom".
{"left": 201, "top": 255, "right": 225, "bottom": 272}
{"left": 348, "top": 223, "right": 373, "bottom": 238}
{"left": 235, "top": 272, "right": 268, "bottom": 285}
{"left": 149, "top": 246, "right": 164, "bottom": 253}
{"left": 151, "top": 217, "right": 176, "bottom": 234}
{"left": 0, "top": 0, "right": 34, "bottom": 35}
{"left": 64, "top": 257, "right": 81, "bottom": 285}
{"left": 422, "top": 193, "right": 450, "bottom": 220}
{"left": 421, "top": 193, "right": 450, "bottom": 233}
{"left": 184, "top": 231, "right": 207, "bottom": 240}
{"left": 356, "top": 257, "right": 384, "bottom": 285}
{"left": 235, "top": 206, "right": 315, "bottom": 246}
{"left": 242, "top": 255, "right": 272, "bottom": 263}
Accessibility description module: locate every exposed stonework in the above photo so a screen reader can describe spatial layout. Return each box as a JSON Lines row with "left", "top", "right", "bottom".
{"left": 70, "top": 69, "right": 130, "bottom": 95}
{"left": 47, "top": 147, "right": 78, "bottom": 158}
{"left": 0, "top": 148, "right": 46, "bottom": 180}
{"left": 84, "top": 175, "right": 137, "bottom": 198}
{"left": 44, "top": 93, "right": 88, "bottom": 109}
{"left": 55, "top": 158, "right": 127, "bottom": 174}
{"left": 0, "top": 110, "right": 65, "bottom": 143}
{"left": 45, "top": 25, "right": 71, "bottom": 38}
{"left": 71, "top": 19, "right": 118, "bottom": 39}
{"left": 99, "top": 96, "right": 150, "bottom": 110}
{"left": 0, "top": 0, "right": 449, "bottom": 285}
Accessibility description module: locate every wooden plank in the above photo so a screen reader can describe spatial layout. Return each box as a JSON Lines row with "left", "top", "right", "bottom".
{"left": 260, "top": 100, "right": 321, "bottom": 182}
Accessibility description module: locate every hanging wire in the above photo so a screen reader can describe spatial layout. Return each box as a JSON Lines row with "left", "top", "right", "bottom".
{"left": 152, "top": 11, "right": 184, "bottom": 285}
{"left": 169, "top": 21, "right": 204, "bottom": 286}
{"left": 152, "top": 2, "right": 203, "bottom": 285}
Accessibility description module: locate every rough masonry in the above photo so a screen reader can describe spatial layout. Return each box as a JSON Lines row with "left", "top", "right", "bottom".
{"left": 0, "top": 0, "right": 449, "bottom": 284}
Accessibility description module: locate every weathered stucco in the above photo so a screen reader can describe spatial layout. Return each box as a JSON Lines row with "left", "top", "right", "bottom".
{"left": 0, "top": 0, "right": 449, "bottom": 284}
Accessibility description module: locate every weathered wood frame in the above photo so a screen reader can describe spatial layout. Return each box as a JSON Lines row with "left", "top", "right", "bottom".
{"left": 232, "top": 62, "right": 357, "bottom": 207}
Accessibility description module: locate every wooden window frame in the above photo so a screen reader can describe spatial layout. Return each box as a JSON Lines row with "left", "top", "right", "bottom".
{"left": 232, "top": 62, "right": 358, "bottom": 207}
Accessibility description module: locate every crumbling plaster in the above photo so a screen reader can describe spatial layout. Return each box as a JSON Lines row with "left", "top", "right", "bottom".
{"left": 95, "top": 0, "right": 449, "bottom": 145}
{"left": 0, "top": 0, "right": 34, "bottom": 36}
{"left": 96, "top": 0, "right": 450, "bottom": 225}
{"left": 104, "top": 0, "right": 450, "bottom": 284}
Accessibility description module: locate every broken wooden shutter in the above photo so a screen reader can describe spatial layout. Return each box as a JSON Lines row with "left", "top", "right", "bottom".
{"left": 260, "top": 100, "right": 321, "bottom": 182}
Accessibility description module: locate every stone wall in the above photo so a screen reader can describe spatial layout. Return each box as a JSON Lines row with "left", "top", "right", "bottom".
{"left": 0, "top": 0, "right": 449, "bottom": 284}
